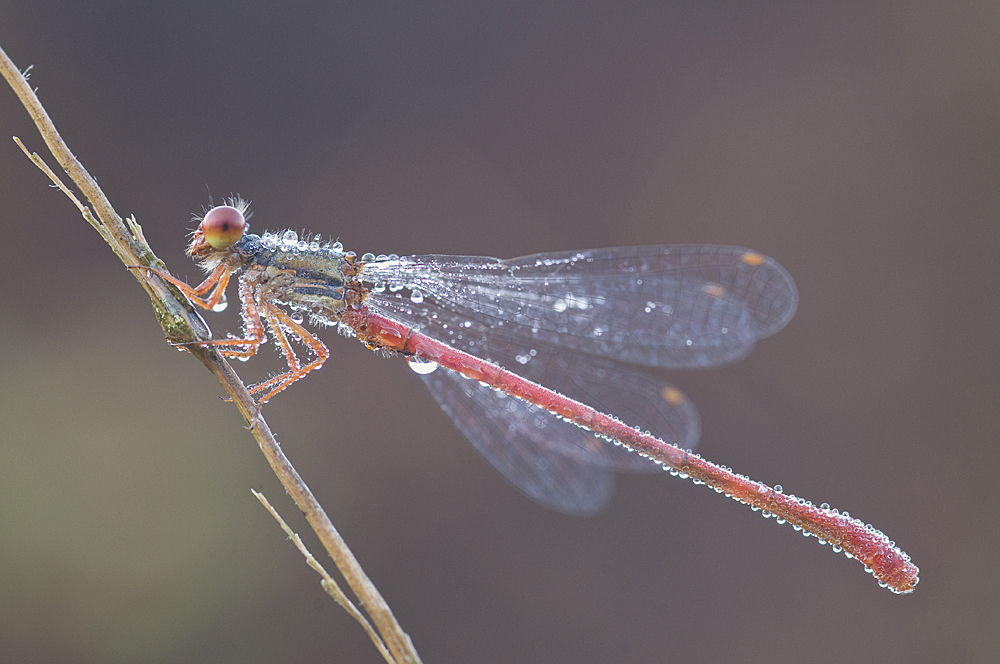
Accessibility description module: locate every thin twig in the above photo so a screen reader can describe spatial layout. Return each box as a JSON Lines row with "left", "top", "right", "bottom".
{"left": 0, "top": 42, "right": 421, "bottom": 664}
{"left": 253, "top": 490, "right": 396, "bottom": 664}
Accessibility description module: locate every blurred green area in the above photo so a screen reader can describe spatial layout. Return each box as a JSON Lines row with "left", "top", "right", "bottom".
{"left": 0, "top": 297, "right": 278, "bottom": 661}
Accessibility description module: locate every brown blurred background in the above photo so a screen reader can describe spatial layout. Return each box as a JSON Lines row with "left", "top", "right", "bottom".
{"left": 0, "top": 2, "right": 996, "bottom": 662}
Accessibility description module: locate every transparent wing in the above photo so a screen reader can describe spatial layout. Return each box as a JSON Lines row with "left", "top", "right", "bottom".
{"left": 420, "top": 367, "right": 615, "bottom": 515}
{"left": 362, "top": 244, "right": 797, "bottom": 369}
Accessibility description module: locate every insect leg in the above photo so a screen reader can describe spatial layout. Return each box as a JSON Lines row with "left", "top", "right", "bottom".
{"left": 248, "top": 303, "right": 330, "bottom": 403}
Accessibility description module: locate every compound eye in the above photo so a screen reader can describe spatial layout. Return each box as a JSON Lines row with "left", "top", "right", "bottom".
{"left": 201, "top": 205, "right": 246, "bottom": 249}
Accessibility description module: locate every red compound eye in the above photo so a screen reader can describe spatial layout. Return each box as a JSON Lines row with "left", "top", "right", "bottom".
{"left": 201, "top": 205, "right": 246, "bottom": 249}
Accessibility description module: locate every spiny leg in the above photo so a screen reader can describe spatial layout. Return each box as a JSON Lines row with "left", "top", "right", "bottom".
{"left": 135, "top": 263, "right": 326, "bottom": 404}
{"left": 213, "top": 275, "right": 267, "bottom": 360}
{"left": 132, "top": 263, "right": 232, "bottom": 311}
{"left": 265, "top": 306, "right": 302, "bottom": 372}
{"left": 248, "top": 303, "right": 330, "bottom": 403}
{"left": 152, "top": 268, "right": 267, "bottom": 359}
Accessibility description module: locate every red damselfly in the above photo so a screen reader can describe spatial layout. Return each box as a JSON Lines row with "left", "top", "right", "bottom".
{"left": 137, "top": 201, "right": 918, "bottom": 593}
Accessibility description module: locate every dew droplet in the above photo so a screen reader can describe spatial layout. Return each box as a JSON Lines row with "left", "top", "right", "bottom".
{"left": 281, "top": 230, "right": 298, "bottom": 246}
{"left": 290, "top": 311, "right": 304, "bottom": 324}
{"left": 406, "top": 356, "right": 438, "bottom": 374}
{"left": 410, "top": 289, "right": 424, "bottom": 304}
{"left": 212, "top": 293, "right": 228, "bottom": 312}
{"left": 361, "top": 252, "right": 376, "bottom": 262}
{"left": 332, "top": 241, "right": 344, "bottom": 251}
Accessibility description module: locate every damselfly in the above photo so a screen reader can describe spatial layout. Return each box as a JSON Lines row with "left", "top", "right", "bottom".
{"left": 137, "top": 201, "right": 918, "bottom": 593}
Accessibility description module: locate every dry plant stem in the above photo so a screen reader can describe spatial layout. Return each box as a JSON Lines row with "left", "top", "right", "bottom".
{"left": 253, "top": 490, "right": 396, "bottom": 664}
{"left": 0, "top": 44, "right": 421, "bottom": 664}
